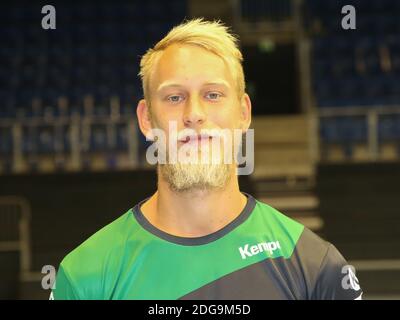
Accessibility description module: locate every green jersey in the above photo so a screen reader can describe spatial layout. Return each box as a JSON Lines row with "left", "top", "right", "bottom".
{"left": 52, "top": 193, "right": 362, "bottom": 300}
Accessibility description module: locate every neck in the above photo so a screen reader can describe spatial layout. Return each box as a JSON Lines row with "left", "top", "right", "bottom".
{"left": 141, "top": 166, "right": 247, "bottom": 238}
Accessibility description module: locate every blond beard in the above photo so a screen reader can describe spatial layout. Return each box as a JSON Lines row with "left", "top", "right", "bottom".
{"left": 149, "top": 114, "right": 234, "bottom": 193}
{"left": 159, "top": 161, "right": 233, "bottom": 193}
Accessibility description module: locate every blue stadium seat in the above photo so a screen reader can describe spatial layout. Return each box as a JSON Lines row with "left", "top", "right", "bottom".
{"left": 120, "top": 2, "right": 142, "bottom": 21}
{"left": 47, "top": 46, "right": 72, "bottom": 68}
{"left": 42, "top": 89, "right": 62, "bottom": 111}
{"left": 97, "top": 66, "right": 120, "bottom": 88}
{"left": 58, "top": 124, "right": 72, "bottom": 153}
{"left": 334, "top": 77, "right": 362, "bottom": 106}
{"left": 97, "top": 24, "right": 122, "bottom": 44}
{"left": 120, "top": 103, "right": 135, "bottom": 116}
{"left": 374, "top": 16, "right": 398, "bottom": 35}
{"left": 0, "top": 0, "right": 189, "bottom": 169}
{"left": 121, "top": 24, "right": 145, "bottom": 43}
{"left": 331, "top": 58, "right": 356, "bottom": 78}
{"left": 313, "top": 58, "right": 332, "bottom": 80}
{"left": 89, "top": 124, "right": 109, "bottom": 152}
{"left": 391, "top": 54, "right": 400, "bottom": 75}
{"left": 93, "top": 105, "right": 111, "bottom": 117}
{"left": 0, "top": 47, "right": 23, "bottom": 69}
{"left": 320, "top": 116, "right": 368, "bottom": 143}
{"left": 98, "top": 44, "right": 122, "bottom": 64}
{"left": 331, "top": 37, "right": 355, "bottom": 59}
{"left": 320, "top": 118, "right": 341, "bottom": 143}
{"left": 0, "top": 126, "right": 13, "bottom": 155}
{"left": 342, "top": 116, "right": 368, "bottom": 142}
{"left": 364, "top": 53, "right": 382, "bottom": 75}
{"left": 169, "top": 0, "right": 187, "bottom": 19}
{"left": 3, "top": 27, "right": 24, "bottom": 48}
{"left": 386, "top": 75, "right": 400, "bottom": 100}
{"left": 144, "top": 2, "right": 167, "bottom": 20}
{"left": 314, "top": 80, "right": 330, "bottom": 107}
{"left": 360, "top": 77, "right": 384, "bottom": 106}
{"left": 22, "top": 125, "right": 38, "bottom": 154}
{"left": 379, "top": 115, "right": 400, "bottom": 141}
{"left": 367, "top": 0, "right": 397, "bottom": 12}
{"left": 0, "top": 91, "right": 17, "bottom": 118}
{"left": 312, "top": 37, "right": 326, "bottom": 55}
{"left": 116, "top": 123, "right": 128, "bottom": 151}
{"left": 72, "top": 2, "right": 97, "bottom": 22}
{"left": 37, "top": 126, "right": 56, "bottom": 154}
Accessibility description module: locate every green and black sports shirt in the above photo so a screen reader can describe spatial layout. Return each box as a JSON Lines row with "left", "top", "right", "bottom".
{"left": 52, "top": 193, "right": 363, "bottom": 300}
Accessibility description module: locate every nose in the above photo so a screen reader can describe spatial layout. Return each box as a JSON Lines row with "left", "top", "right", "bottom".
{"left": 183, "top": 95, "right": 206, "bottom": 127}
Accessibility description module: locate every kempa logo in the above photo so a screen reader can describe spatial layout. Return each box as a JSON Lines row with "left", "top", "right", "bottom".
{"left": 238, "top": 240, "right": 281, "bottom": 260}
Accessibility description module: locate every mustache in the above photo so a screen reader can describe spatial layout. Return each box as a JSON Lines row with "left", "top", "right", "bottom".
{"left": 176, "top": 129, "right": 227, "bottom": 142}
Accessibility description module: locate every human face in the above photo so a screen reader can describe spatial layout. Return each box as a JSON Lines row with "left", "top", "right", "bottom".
{"left": 137, "top": 43, "right": 251, "bottom": 192}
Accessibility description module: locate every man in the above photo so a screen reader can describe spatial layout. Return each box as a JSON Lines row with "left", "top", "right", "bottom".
{"left": 52, "top": 18, "right": 362, "bottom": 300}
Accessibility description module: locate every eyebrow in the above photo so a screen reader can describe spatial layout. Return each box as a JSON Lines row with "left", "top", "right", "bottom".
{"left": 157, "top": 80, "right": 230, "bottom": 92}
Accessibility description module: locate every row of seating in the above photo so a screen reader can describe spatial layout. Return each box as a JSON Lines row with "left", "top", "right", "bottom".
{"left": 0, "top": 122, "right": 134, "bottom": 155}
{"left": 320, "top": 114, "right": 400, "bottom": 143}
{"left": 240, "top": 0, "right": 292, "bottom": 21}
{"left": 0, "top": 0, "right": 187, "bottom": 126}
{"left": 308, "top": 14, "right": 400, "bottom": 35}
{"left": 2, "top": 114, "right": 399, "bottom": 156}
{"left": 315, "top": 76, "right": 400, "bottom": 107}
{"left": 307, "top": 0, "right": 400, "bottom": 118}
{"left": 313, "top": 36, "right": 400, "bottom": 61}
{"left": 0, "top": 87, "right": 140, "bottom": 117}
{"left": 306, "top": 0, "right": 400, "bottom": 14}
{"left": 0, "top": 0, "right": 186, "bottom": 24}
{"left": 2, "top": 24, "right": 178, "bottom": 45}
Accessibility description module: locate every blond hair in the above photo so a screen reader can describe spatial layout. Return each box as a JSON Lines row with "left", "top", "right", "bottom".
{"left": 139, "top": 18, "right": 245, "bottom": 102}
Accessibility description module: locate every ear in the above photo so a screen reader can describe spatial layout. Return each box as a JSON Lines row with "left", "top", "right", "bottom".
{"left": 136, "top": 99, "right": 154, "bottom": 140}
{"left": 240, "top": 93, "right": 252, "bottom": 132}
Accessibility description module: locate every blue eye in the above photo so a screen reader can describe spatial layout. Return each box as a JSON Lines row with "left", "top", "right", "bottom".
{"left": 206, "top": 92, "right": 222, "bottom": 100}
{"left": 168, "top": 95, "right": 183, "bottom": 103}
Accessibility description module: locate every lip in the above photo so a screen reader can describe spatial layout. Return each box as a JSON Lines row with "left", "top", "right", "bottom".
{"left": 179, "top": 135, "right": 213, "bottom": 144}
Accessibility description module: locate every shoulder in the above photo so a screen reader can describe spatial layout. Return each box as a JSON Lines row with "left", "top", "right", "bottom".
{"left": 254, "top": 198, "right": 362, "bottom": 299}
{"left": 54, "top": 209, "right": 136, "bottom": 299}
{"left": 62, "top": 209, "right": 134, "bottom": 267}
{"left": 292, "top": 224, "right": 363, "bottom": 299}
{"left": 254, "top": 198, "right": 302, "bottom": 229}
{"left": 254, "top": 197, "right": 335, "bottom": 262}
{"left": 252, "top": 198, "right": 305, "bottom": 257}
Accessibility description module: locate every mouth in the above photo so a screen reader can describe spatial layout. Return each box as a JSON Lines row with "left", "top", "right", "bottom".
{"left": 178, "top": 134, "right": 214, "bottom": 144}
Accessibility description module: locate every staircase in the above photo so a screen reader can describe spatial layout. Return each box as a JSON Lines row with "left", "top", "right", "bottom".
{"left": 251, "top": 115, "right": 322, "bottom": 233}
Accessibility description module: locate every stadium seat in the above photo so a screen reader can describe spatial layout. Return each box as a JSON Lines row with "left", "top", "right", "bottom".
{"left": 37, "top": 126, "right": 56, "bottom": 154}
{"left": 89, "top": 124, "right": 110, "bottom": 152}
{"left": 0, "top": 126, "right": 13, "bottom": 155}
{"left": 116, "top": 123, "right": 129, "bottom": 151}
{"left": 379, "top": 114, "right": 400, "bottom": 140}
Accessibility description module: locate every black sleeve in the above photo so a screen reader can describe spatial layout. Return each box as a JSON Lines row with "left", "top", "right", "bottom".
{"left": 311, "top": 244, "right": 363, "bottom": 300}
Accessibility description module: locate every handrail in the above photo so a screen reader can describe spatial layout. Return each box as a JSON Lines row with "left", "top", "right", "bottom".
{"left": 0, "top": 196, "right": 32, "bottom": 273}
{"left": 0, "top": 115, "right": 140, "bottom": 174}
{"left": 314, "top": 106, "right": 400, "bottom": 162}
